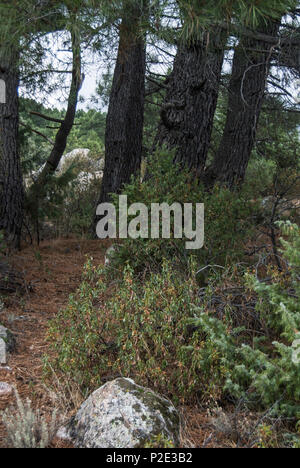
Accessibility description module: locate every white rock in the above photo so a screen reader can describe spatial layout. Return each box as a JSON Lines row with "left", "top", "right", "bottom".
{"left": 56, "top": 426, "right": 72, "bottom": 442}
{"left": 0, "top": 382, "right": 13, "bottom": 396}
{"left": 0, "top": 338, "right": 6, "bottom": 365}
{"left": 69, "top": 378, "right": 180, "bottom": 448}
{"left": 0, "top": 366, "right": 12, "bottom": 373}
{"left": 0, "top": 326, "right": 7, "bottom": 338}
{"left": 76, "top": 171, "right": 103, "bottom": 185}
{"left": 57, "top": 148, "right": 91, "bottom": 173}
{"left": 26, "top": 148, "right": 105, "bottom": 192}
{"left": 98, "top": 158, "right": 105, "bottom": 171}
{"left": 0, "top": 326, "right": 15, "bottom": 354}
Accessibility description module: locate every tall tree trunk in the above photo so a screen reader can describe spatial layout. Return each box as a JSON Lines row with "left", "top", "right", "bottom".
{"left": 0, "top": 47, "right": 23, "bottom": 250}
{"left": 206, "top": 20, "right": 281, "bottom": 188}
{"left": 155, "top": 28, "right": 226, "bottom": 174}
{"left": 97, "top": 2, "right": 146, "bottom": 205}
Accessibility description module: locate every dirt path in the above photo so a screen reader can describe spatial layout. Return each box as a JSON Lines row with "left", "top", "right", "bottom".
{"left": 0, "top": 238, "right": 108, "bottom": 448}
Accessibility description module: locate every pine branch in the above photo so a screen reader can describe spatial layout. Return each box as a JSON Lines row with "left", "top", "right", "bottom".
{"left": 29, "top": 111, "right": 64, "bottom": 124}
{"left": 19, "top": 122, "right": 53, "bottom": 145}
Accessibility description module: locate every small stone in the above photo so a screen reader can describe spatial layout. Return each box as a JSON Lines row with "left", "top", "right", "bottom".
{"left": 0, "top": 325, "right": 16, "bottom": 353}
{"left": 0, "top": 382, "right": 13, "bottom": 396}
{"left": 0, "top": 338, "right": 6, "bottom": 365}
{"left": 0, "top": 366, "right": 12, "bottom": 373}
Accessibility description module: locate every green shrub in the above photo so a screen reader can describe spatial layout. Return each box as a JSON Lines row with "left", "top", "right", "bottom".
{"left": 236, "top": 222, "right": 300, "bottom": 418}
{"left": 47, "top": 221, "right": 300, "bottom": 417}
{"left": 108, "top": 260, "right": 231, "bottom": 402}
{"left": 47, "top": 190, "right": 299, "bottom": 421}
{"left": 26, "top": 167, "right": 100, "bottom": 238}
{"left": 110, "top": 150, "right": 256, "bottom": 275}
{"left": 57, "top": 175, "right": 100, "bottom": 237}
{"left": 191, "top": 222, "right": 300, "bottom": 419}
{"left": 45, "top": 259, "right": 110, "bottom": 390}
{"left": 244, "top": 158, "right": 276, "bottom": 198}
{"left": 248, "top": 221, "right": 300, "bottom": 341}
{"left": 47, "top": 258, "right": 235, "bottom": 402}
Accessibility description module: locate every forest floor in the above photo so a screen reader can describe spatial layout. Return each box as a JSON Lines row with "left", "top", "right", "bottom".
{"left": 0, "top": 238, "right": 248, "bottom": 448}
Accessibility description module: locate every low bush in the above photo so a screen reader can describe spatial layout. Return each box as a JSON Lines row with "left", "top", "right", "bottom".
{"left": 46, "top": 223, "right": 300, "bottom": 426}
{"left": 109, "top": 150, "right": 256, "bottom": 275}
{"left": 26, "top": 168, "right": 100, "bottom": 239}
{"left": 191, "top": 222, "right": 300, "bottom": 419}
{"left": 2, "top": 388, "right": 58, "bottom": 448}
{"left": 47, "top": 259, "right": 212, "bottom": 401}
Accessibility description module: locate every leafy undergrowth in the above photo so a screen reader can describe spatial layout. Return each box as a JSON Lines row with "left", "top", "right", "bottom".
{"left": 0, "top": 237, "right": 254, "bottom": 449}
{"left": 45, "top": 223, "right": 300, "bottom": 448}
{"left": 42, "top": 154, "right": 300, "bottom": 448}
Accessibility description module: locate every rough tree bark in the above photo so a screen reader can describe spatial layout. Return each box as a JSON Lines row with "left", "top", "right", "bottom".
{"left": 206, "top": 20, "right": 281, "bottom": 188}
{"left": 0, "top": 47, "right": 23, "bottom": 250}
{"left": 155, "top": 28, "right": 226, "bottom": 174}
{"left": 96, "top": 1, "right": 147, "bottom": 206}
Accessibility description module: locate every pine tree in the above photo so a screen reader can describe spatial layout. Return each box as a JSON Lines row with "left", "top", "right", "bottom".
{"left": 95, "top": 0, "right": 148, "bottom": 208}
{"left": 155, "top": 26, "right": 227, "bottom": 174}
{"left": 206, "top": 18, "right": 282, "bottom": 188}
{"left": 0, "top": 3, "right": 24, "bottom": 249}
